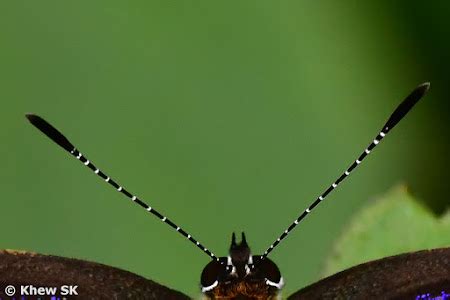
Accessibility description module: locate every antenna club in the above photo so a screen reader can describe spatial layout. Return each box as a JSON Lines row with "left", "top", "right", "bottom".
{"left": 27, "top": 114, "right": 216, "bottom": 261}
{"left": 260, "top": 83, "right": 429, "bottom": 258}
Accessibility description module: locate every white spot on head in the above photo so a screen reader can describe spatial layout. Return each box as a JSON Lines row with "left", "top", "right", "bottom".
{"left": 231, "top": 266, "right": 237, "bottom": 275}
{"left": 245, "top": 264, "right": 251, "bottom": 275}
{"left": 248, "top": 255, "right": 253, "bottom": 264}
{"left": 265, "top": 277, "right": 285, "bottom": 289}
{"left": 201, "top": 280, "right": 218, "bottom": 292}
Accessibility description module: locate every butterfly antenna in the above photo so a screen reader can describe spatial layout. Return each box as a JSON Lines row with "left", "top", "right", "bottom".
{"left": 26, "top": 114, "right": 219, "bottom": 262}
{"left": 261, "top": 82, "right": 430, "bottom": 259}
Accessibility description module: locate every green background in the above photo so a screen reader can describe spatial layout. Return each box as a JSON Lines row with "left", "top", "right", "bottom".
{"left": 1, "top": 1, "right": 449, "bottom": 298}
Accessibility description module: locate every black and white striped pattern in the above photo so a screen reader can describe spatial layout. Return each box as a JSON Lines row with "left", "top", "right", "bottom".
{"left": 261, "top": 82, "right": 430, "bottom": 259}
{"left": 26, "top": 114, "right": 219, "bottom": 262}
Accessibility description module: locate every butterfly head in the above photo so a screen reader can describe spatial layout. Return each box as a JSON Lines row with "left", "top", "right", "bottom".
{"left": 200, "top": 233, "right": 283, "bottom": 299}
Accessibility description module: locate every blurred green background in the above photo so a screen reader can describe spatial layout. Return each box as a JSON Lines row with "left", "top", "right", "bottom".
{"left": 1, "top": 1, "right": 449, "bottom": 298}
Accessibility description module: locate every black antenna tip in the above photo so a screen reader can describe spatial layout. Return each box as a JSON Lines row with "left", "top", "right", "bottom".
{"left": 26, "top": 113, "right": 75, "bottom": 152}
{"left": 25, "top": 113, "right": 38, "bottom": 122}
{"left": 383, "top": 82, "right": 430, "bottom": 132}
{"left": 415, "top": 82, "right": 430, "bottom": 98}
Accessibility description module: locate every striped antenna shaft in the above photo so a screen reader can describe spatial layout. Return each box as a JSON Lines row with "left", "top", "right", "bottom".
{"left": 25, "top": 114, "right": 219, "bottom": 262}
{"left": 261, "top": 82, "right": 430, "bottom": 259}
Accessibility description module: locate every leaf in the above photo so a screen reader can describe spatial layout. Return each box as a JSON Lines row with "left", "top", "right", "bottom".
{"left": 322, "top": 184, "right": 450, "bottom": 277}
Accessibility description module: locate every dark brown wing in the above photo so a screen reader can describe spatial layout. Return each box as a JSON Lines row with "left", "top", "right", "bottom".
{"left": 0, "top": 250, "right": 190, "bottom": 300}
{"left": 288, "top": 247, "right": 450, "bottom": 300}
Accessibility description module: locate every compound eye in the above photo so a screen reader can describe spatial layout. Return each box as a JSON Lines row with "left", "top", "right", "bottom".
{"left": 201, "top": 260, "right": 226, "bottom": 293}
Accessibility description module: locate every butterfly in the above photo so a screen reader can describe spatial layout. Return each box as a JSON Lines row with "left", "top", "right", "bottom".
{"left": 26, "top": 83, "right": 429, "bottom": 299}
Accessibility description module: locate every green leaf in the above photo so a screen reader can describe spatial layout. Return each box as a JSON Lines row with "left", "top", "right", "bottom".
{"left": 322, "top": 184, "right": 450, "bottom": 277}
